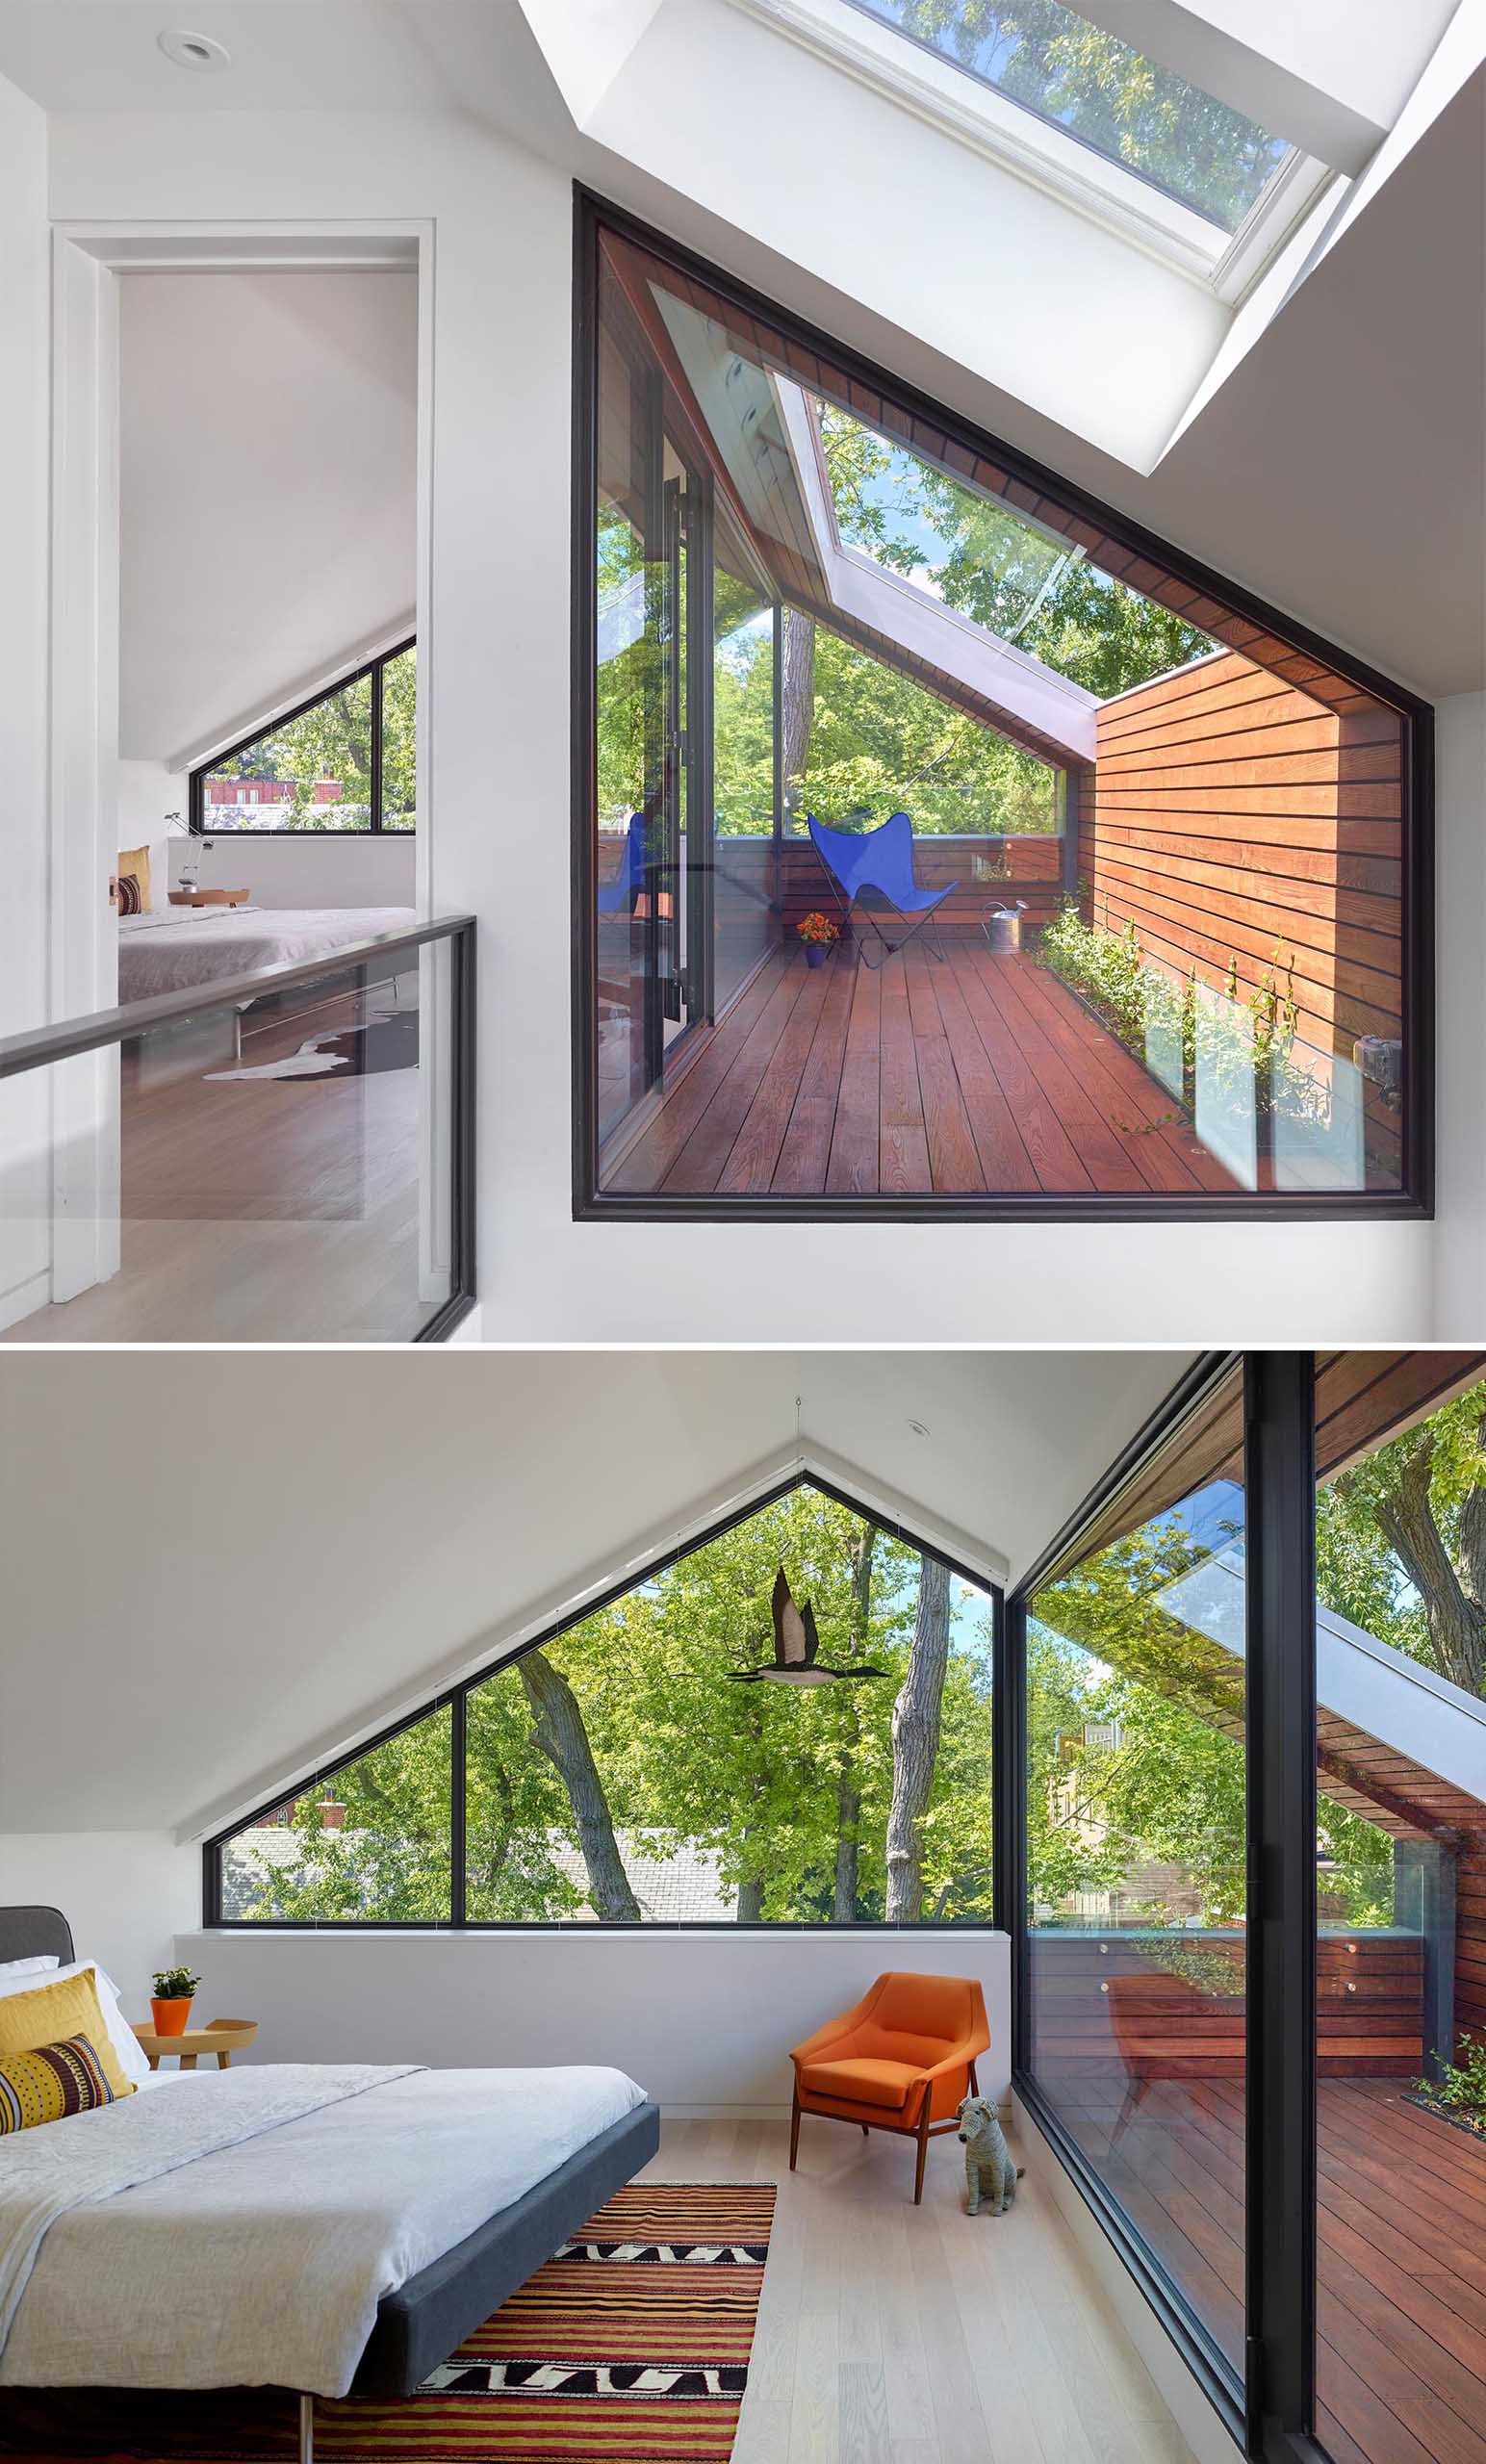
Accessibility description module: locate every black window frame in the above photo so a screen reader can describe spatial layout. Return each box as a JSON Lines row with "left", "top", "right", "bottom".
{"left": 572, "top": 182, "right": 1434, "bottom": 1226}
{"left": 201, "top": 1468, "right": 1003, "bottom": 1934}
{"left": 1001, "top": 1350, "right": 1327, "bottom": 2464}
{"left": 189, "top": 636, "right": 417, "bottom": 838}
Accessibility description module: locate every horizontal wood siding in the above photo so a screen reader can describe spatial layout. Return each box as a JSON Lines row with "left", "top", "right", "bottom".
{"left": 1030, "top": 1931, "right": 1424, "bottom": 2079}
{"left": 1087, "top": 652, "right": 1406, "bottom": 1178}
{"left": 778, "top": 834, "right": 1063, "bottom": 937}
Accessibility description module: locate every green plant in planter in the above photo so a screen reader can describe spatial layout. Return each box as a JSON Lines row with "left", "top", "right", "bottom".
{"left": 152, "top": 1966, "right": 201, "bottom": 2001}
{"left": 1417, "top": 2030, "right": 1486, "bottom": 2127}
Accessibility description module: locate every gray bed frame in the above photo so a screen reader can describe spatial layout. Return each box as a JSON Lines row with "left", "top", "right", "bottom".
{"left": 0, "top": 1908, "right": 661, "bottom": 2460}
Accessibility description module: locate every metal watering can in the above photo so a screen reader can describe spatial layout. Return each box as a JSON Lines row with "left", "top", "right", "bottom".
{"left": 985, "top": 900, "right": 1029, "bottom": 956}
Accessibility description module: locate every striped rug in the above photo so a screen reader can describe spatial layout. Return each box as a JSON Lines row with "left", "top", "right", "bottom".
{"left": 0, "top": 2184, "right": 776, "bottom": 2462}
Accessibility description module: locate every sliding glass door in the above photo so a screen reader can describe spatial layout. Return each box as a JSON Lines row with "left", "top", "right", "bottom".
{"left": 1023, "top": 1362, "right": 1248, "bottom": 2381}
{"left": 1007, "top": 1351, "right": 1486, "bottom": 2464}
{"left": 594, "top": 254, "right": 714, "bottom": 1145}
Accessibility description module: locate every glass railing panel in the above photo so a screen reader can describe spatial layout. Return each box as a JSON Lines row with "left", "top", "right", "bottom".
{"left": 0, "top": 917, "right": 472, "bottom": 1344}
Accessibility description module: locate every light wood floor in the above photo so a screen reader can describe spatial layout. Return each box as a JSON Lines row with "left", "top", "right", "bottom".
{"left": 2, "top": 979, "right": 437, "bottom": 1344}
{"left": 638, "top": 2116, "right": 1201, "bottom": 2464}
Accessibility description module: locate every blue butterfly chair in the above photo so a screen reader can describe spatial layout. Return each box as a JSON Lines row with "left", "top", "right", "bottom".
{"left": 807, "top": 811, "right": 953, "bottom": 969}
{"left": 596, "top": 812, "right": 647, "bottom": 913}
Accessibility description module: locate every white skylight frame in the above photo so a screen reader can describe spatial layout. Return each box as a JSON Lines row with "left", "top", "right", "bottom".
{"left": 729, "top": 0, "right": 1343, "bottom": 300}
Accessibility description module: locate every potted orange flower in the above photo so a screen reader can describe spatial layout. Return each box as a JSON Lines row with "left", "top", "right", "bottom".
{"left": 797, "top": 911, "right": 840, "bottom": 969}
{"left": 150, "top": 1964, "right": 201, "bottom": 2037}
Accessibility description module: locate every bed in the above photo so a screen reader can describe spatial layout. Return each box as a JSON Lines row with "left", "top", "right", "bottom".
{"left": 118, "top": 906, "right": 419, "bottom": 1005}
{"left": 0, "top": 1907, "right": 660, "bottom": 2461}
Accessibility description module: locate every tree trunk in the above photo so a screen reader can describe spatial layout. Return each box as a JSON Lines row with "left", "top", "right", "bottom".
{"left": 833, "top": 1523, "right": 879, "bottom": 1921}
{"left": 885, "top": 1554, "right": 951, "bottom": 1924}
{"left": 781, "top": 609, "right": 815, "bottom": 817}
{"left": 1371, "top": 1429, "right": 1486, "bottom": 1697}
{"left": 735, "top": 1872, "right": 765, "bottom": 1924}
{"left": 519, "top": 1650, "right": 641, "bottom": 1923}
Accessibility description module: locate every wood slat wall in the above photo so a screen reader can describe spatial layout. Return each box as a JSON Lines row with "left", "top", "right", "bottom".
{"left": 1030, "top": 1933, "right": 1424, "bottom": 2079}
{"left": 1086, "top": 652, "right": 1406, "bottom": 1059}
{"left": 776, "top": 834, "right": 1064, "bottom": 936}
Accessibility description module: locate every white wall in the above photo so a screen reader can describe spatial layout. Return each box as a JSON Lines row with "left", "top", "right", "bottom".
{"left": 169, "top": 830, "right": 416, "bottom": 911}
{"left": 37, "top": 107, "right": 1450, "bottom": 1341}
{"left": 118, "top": 758, "right": 417, "bottom": 913}
{"left": 118, "top": 267, "right": 417, "bottom": 766}
{"left": 0, "top": 1832, "right": 197, "bottom": 2024}
{"left": 1434, "top": 691, "right": 1486, "bottom": 1336}
{"left": 0, "top": 70, "right": 51, "bottom": 1329}
{"left": 172, "top": 1926, "right": 1012, "bottom": 2118}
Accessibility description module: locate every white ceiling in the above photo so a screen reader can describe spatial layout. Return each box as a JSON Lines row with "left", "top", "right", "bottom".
{"left": 0, "top": 0, "right": 1477, "bottom": 691}
{"left": 0, "top": 1347, "right": 1191, "bottom": 1835}
{"left": 119, "top": 268, "right": 417, "bottom": 764}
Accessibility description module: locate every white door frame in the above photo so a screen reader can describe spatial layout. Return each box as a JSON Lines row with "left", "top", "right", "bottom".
{"left": 47, "top": 217, "right": 443, "bottom": 1308}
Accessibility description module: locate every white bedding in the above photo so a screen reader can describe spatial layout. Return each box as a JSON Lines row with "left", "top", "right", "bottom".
{"left": 0, "top": 2061, "right": 646, "bottom": 2398}
{"left": 118, "top": 906, "right": 417, "bottom": 1004}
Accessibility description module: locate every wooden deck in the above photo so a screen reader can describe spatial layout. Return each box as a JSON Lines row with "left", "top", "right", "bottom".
{"left": 1044, "top": 2073, "right": 1486, "bottom": 2464}
{"left": 602, "top": 941, "right": 1240, "bottom": 1197}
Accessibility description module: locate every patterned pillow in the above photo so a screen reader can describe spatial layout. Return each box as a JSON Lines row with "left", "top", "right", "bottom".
{"left": 116, "top": 872, "right": 143, "bottom": 916}
{"left": 0, "top": 2034, "right": 116, "bottom": 2135}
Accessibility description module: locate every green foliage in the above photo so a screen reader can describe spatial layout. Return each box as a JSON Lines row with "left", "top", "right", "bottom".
{"left": 226, "top": 1490, "right": 994, "bottom": 1929}
{"left": 1038, "top": 901, "right": 1327, "bottom": 1135}
{"left": 884, "top": 3, "right": 1286, "bottom": 232}
{"left": 818, "top": 402, "right": 1214, "bottom": 698}
{"left": 1319, "top": 1390, "right": 1486, "bottom": 1674}
{"left": 1419, "top": 2030, "right": 1486, "bottom": 2128}
{"left": 696, "top": 594, "right": 1059, "bottom": 840}
{"left": 207, "top": 649, "right": 416, "bottom": 833}
{"left": 232, "top": 1709, "right": 455, "bottom": 1922}
{"left": 151, "top": 1966, "right": 200, "bottom": 2000}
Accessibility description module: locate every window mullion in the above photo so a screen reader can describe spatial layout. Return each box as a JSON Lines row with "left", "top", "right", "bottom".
{"left": 371, "top": 654, "right": 385, "bottom": 834}
{"left": 450, "top": 1687, "right": 467, "bottom": 1928}
{"left": 1243, "top": 1350, "right": 1318, "bottom": 2458}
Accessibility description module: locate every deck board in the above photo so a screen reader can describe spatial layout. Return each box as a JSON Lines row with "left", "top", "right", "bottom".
{"left": 1042, "top": 2073, "right": 1486, "bottom": 2464}
{"left": 599, "top": 943, "right": 1245, "bottom": 1198}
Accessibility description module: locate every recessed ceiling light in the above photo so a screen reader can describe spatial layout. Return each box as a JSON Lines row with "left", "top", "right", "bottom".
{"left": 158, "top": 28, "right": 231, "bottom": 72}
{"left": 908, "top": 1419, "right": 931, "bottom": 1438}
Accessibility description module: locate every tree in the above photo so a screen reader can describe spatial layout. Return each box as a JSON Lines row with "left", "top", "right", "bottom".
{"left": 1319, "top": 1385, "right": 1486, "bottom": 1697}
{"left": 885, "top": 1553, "right": 951, "bottom": 1921}
{"left": 818, "top": 399, "right": 1212, "bottom": 701}
{"left": 833, "top": 1521, "right": 879, "bottom": 1920}
{"left": 518, "top": 1650, "right": 642, "bottom": 1923}
{"left": 891, "top": 4, "right": 1283, "bottom": 230}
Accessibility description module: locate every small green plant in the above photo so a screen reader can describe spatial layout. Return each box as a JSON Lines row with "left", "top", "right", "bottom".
{"left": 152, "top": 1965, "right": 201, "bottom": 2001}
{"left": 1038, "top": 903, "right": 1326, "bottom": 1138}
{"left": 1417, "top": 2030, "right": 1486, "bottom": 2128}
{"left": 1141, "top": 1931, "right": 1244, "bottom": 1998}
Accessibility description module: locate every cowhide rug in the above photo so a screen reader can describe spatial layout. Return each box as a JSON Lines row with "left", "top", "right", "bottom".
{"left": 205, "top": 1006, "right": 419, "bottom": 1084}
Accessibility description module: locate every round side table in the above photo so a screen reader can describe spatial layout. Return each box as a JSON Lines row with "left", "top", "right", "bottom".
{"left": 130, "top": 2018, "right": 258, "bottom": 2071}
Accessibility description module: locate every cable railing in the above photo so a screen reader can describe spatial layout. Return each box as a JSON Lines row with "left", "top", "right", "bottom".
{"left": 0, "top": 913, "right": 474, "bottom": 1345}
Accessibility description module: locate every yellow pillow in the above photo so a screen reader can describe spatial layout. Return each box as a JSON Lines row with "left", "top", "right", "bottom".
{"left": 0, "top": 2034, "right": 117, "bottom": 2134}
{"left": 117, "top": 843, "right": 152, "bottom": 911}
{"left": 0, "top": 1968, "right": 135, "bottom": 2100}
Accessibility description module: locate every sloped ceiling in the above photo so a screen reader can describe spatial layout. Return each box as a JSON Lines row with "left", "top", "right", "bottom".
{"left": 0, "top": 1348, "right": 1190, "bottom": 1835}
{"left": 0, "top": 0, "right": 1476, "bottom": 691}
{"left": 118, "top": 267, "right": 417, "bottom": 765}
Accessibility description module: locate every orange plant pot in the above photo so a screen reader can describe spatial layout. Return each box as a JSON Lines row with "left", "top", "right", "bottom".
{"left": 150, "top": 1997, "right": 192, "bottom": 2037}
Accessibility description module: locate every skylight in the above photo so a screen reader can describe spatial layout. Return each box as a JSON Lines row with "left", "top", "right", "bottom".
{"left": 812, "top": 398, "right": 1217, "bottom": 691}
{"left": 843, "top": 0, "right": 1294, "bottom": 233}
{"left": 817, "top": 398, "right": 1085, "bottom": 644}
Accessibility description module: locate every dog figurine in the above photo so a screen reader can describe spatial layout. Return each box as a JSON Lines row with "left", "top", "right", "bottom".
{"left": 957, "top": 2093, "right": 1023, "bottom": 2217}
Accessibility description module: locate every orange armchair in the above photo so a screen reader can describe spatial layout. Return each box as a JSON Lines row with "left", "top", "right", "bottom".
{"left": 789, "top": 1971, "right": 990, "bottom": 2204}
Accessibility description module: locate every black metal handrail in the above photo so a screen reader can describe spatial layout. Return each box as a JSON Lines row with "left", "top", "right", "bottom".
{"left": 0, "top": 913, "right": 475, "bottom": 1079}
{"left": 0, "top": 913, "right": 477, "bottom": 1345}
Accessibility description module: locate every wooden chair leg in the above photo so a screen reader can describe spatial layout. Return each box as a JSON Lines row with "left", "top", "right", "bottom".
{"left": 913, "top": 2089, "right": 932, "bottom": 2205}
{"left": 789, "top": 2088, "right": 802, "bottom": 2172}
{"left": 860, "top": 2123, "right": 870, "bottom": 2136}
{"left": 967, "top": 2059, "right": 980, "bottom": 2095}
